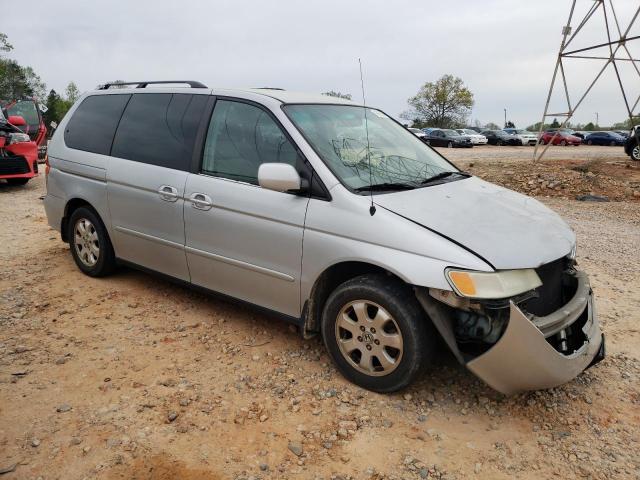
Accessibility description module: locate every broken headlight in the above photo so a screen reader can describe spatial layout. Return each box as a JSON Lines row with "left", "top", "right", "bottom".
{"left": 445, "top": 268, "right": 542, "bottom": 299}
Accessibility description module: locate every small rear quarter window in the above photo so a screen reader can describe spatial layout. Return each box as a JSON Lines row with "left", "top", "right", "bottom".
{"left": 64, "top": 94, "right": 131, "bottom": 155}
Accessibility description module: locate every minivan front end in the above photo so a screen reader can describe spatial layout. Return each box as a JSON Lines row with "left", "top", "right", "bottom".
{"left": 415, "top": 256, "right": 603, "bottom": 395}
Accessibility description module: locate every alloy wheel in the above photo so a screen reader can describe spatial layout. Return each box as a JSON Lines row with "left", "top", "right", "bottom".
{"left": 74, "top": 218, "right": 100, "bottom": 267}
{"left": 335, "top": 300, "right": 403, "bottom": 377}
{"left": 633, "top": 145, "right": 640, "bottom": 161}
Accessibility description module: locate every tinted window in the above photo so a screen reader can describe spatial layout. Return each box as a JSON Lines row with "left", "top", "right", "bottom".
{"left": 65, "top": 94, "right": 131, "bottom": 155}
{"left": 111, "top": 93, "right": 207, "bottom": 171}
{"left": 202, "top": 100, "right": 299, "bottom": 184}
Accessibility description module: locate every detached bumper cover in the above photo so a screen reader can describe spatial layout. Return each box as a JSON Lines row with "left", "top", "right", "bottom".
{"left": 466, "top": 272, "right": 602, "bottom": 395}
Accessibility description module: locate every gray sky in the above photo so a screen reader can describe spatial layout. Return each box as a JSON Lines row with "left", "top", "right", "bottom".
{"left": 3, "top": 0, "right": 639, "bottom": 127}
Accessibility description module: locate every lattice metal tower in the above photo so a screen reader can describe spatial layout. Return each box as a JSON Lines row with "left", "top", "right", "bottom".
{"left": 534, "top": 0, "right": 639, "bottom": 161}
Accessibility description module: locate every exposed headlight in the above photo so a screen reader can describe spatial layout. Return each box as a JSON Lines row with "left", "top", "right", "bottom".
{"left": 7, "top": 132, "right": 31, "bottom": 145}
{"left": 445, "top": 268, "right": 542, "bottom": 299}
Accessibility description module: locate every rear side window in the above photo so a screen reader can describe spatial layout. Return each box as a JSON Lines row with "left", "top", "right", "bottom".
{"left": 64, "top": 94, "right": 131, "bottom": 155}
{"left": 201, "top": 100, "right": 298, "bottom": 184}
{"left": 111, "top": 93, "right": 207, "bottom": 171}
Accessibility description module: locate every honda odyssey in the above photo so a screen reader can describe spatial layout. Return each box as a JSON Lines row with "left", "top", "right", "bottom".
{"left": 43, "top": 81, "right": 604, "bottom": 394}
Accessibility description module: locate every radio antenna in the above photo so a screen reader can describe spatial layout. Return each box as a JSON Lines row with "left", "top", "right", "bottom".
{"left": 359, "top": 58, "right": 376, "bottom": 216}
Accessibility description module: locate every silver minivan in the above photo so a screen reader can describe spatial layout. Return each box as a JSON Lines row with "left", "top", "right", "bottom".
{"left": 44, "top": 81, "right": 604, "bottom": 394}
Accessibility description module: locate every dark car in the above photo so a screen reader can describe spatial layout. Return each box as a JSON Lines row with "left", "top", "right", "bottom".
{"left": 625, "top": 127, "right": 639, "bottom": 161}
{"left": 424, "top": 129, "right": 473, "bottom": 148}
{"left": 481, "top": 130, "right": 522, "bottom": 146}
{"left": 584, "top": 131, "right": 627, "bottom": 146}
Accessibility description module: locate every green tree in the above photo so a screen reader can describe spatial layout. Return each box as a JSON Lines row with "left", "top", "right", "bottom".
{"left": 0, "top": 32, "right": 13, "bottom": 53}
{"left": 65, "top": 82, "right": 80, "bottom": 104}
{"left": 402, "top": 74, "right": 474, "bottom": 128}
{"left": 583, "top": 122, "right": 596, "bottom": 131}
{"left": 550, "top": 118, "right": 560, "bottom": 128}
{"left": 0, "top": 32, "right": 46, "bottom": 101}
{"left": 322, "top": 91, "right": 352, "bottom": 100}
{"left": 485, "top": 122, "right": 500, "bottom": 130}
{"left": 505, "top": 120, "right": 515, "bottom": 128}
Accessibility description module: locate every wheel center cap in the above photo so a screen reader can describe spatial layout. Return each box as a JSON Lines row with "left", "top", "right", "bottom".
{"left": 363, "top": 332, "right": 375, "bottom": 344}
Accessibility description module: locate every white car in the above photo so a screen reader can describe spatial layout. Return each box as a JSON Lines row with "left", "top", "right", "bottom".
{"left": 408, "top": 127, "right": 427, "bottom": 139}
{"left": 456, "top": 129, "right": 487, "bottom": 145}
{"left": 504, "top": 128, "right": 538, "bottom": 146}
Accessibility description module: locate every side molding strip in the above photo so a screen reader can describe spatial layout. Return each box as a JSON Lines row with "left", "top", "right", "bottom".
{"left": 185, "top": 246, "right": 295, "bottom": 282}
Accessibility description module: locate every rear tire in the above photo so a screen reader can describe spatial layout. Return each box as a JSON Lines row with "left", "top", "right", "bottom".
{"left": 447, "top": 141, "right": 453, "bottom": 148}
{"left": 6, "top": 178, "right": 29, "bottom": 186}
{"left": 321, "top": 274, "right": 436, "bottom": 393}
{"left": 587, "top": 140, "right": 593, "bottom": 145}
{"left": 632, "top": 145, "right": 640, "bottom": 161}
{"left": 496, "top": 140, "right": 503, "bottom": 146}
{"left": 68, "top": 207, "right": 116, "bottom": 277}
{"left": 560, "top": 140, "right": 567, "bottom": 146}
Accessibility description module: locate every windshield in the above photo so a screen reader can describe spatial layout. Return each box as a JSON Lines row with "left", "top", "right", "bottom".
{"left": 6, "top": 100, "right": 39, "bottom": 126}
{"left": 283, "top": 104, "right": 457, "bottom": 190}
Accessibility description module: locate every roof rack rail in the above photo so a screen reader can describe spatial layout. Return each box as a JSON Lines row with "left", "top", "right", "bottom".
{"left": 97, "top": 80, "right": 208, "bottom": 90}
{"left": 254, "top": 87, "right": 285, "bottom": 91}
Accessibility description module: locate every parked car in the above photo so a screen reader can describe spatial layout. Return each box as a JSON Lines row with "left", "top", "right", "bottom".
{"left": 421, "top": 127, "right": 438, "bottom": 135}
{"left": 625, "top": 126, "right": 639, "bottom": 161}
{"left": 583, "top": 131, "right": 627, "bottom": 146}
{"left": 613, "top": 130, "right": 629, "bottom": 138}
{"left": 0, "top": 111, "right": 39, "bottom": 186}
{"left": 408, "top": 127, "right": 427, "bottom": 140}
{"left": 424, "top": 129, "right": 473, "bottom": 148}
{"left": 455, "top": 129, "right": 488, "bottom": 145}
{"left": 481, "top": 130, "right": 522, "bottom": 146}
{"left": 539, "top": 131, "right": 581, "bottom": 146}
{"left": 1, "top": 98, "right": 47, "bottom": 159}
{"left": 503, "top": 128, "right": 538, "bottom": 146}
{"left": 546, "top": 127, "right": 583, "bottom": 139}
{"left": 43, "top": 81, "right": 604, "bottom": 395}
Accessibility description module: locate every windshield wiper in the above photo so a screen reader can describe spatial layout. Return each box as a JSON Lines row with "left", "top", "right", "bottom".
{"left": 354, "top": 182, "right": 416, "bottom": 192}
{"left": 419, "top": 171, "right": 471, "bottom": 185}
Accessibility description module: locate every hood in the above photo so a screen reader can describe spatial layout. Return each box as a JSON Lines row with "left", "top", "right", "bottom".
{"left": 373, "top": 177, "right": 575, "bottom": 270}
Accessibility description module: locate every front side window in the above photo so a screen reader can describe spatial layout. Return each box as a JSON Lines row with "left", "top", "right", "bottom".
{"left": 202, "top": 100, "right": 298, "bottom": 184}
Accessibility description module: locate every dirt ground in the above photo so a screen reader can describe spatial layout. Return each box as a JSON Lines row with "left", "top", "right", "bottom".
{"left": 1, "top": 146, "right": 639, "bottom": 480}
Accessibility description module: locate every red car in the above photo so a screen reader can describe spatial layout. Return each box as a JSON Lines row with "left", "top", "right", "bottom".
{"left": 539, "top": 130, "right": 581, "bottom": 146}
{"left": 0, "top": 112, "right": 39, "bottom": 186}
{"left": 1, "top": 98, "right": 47, "bottom": 159}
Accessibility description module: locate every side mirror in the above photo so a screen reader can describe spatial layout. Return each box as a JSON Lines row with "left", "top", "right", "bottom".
{"left": 258, "top": 163, "right": 305, "bottom": 193}
{"left": 8, "top": 115, "right": 26, "bottom": 127}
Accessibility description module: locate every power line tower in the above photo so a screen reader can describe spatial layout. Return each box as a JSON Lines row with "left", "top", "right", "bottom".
{"left": 534, "top": 0, "right": 640, "bottom": 161}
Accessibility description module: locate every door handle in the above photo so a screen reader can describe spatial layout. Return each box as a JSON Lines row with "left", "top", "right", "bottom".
{"left": 189, "top": 192, "right": 213, "bottom": 211}
{"left": 158, "top": 185, "right": 179, "bottom": 202}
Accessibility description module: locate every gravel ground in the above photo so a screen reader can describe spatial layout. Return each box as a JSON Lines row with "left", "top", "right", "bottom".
{"left": 0, "top": 170, "right": 639, "bottom": 480}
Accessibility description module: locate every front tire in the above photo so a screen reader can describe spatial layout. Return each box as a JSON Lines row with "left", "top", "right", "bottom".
{"left": 447, "top": 141, "right": 453, "bottom": 148}
{"left": 68, "top": 207, "right": 116, "bottom": 277}
{"left": 321, "top": 274, "right": 436, "bottom": 393}
{"left": 632, "top": 145, "right": 640, "bottom": 161}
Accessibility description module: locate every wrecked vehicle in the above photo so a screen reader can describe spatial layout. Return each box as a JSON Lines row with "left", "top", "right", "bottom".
{"left": 1, "top": 98, "right": 47, "bottom": 159}
{"left": 43, "top": 81, "right": 604, "bottom": 394}
{"left": 0, "top": 109, "right": 39, "bottom": 186}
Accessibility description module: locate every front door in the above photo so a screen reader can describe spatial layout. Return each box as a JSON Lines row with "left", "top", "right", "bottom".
{"left": 184, "top": 99, "right": 309, "bottom": 317}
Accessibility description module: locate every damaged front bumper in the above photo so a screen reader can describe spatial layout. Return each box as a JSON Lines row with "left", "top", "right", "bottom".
{"left": 417, "top": 268, "right": 604, "bottom": 395}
